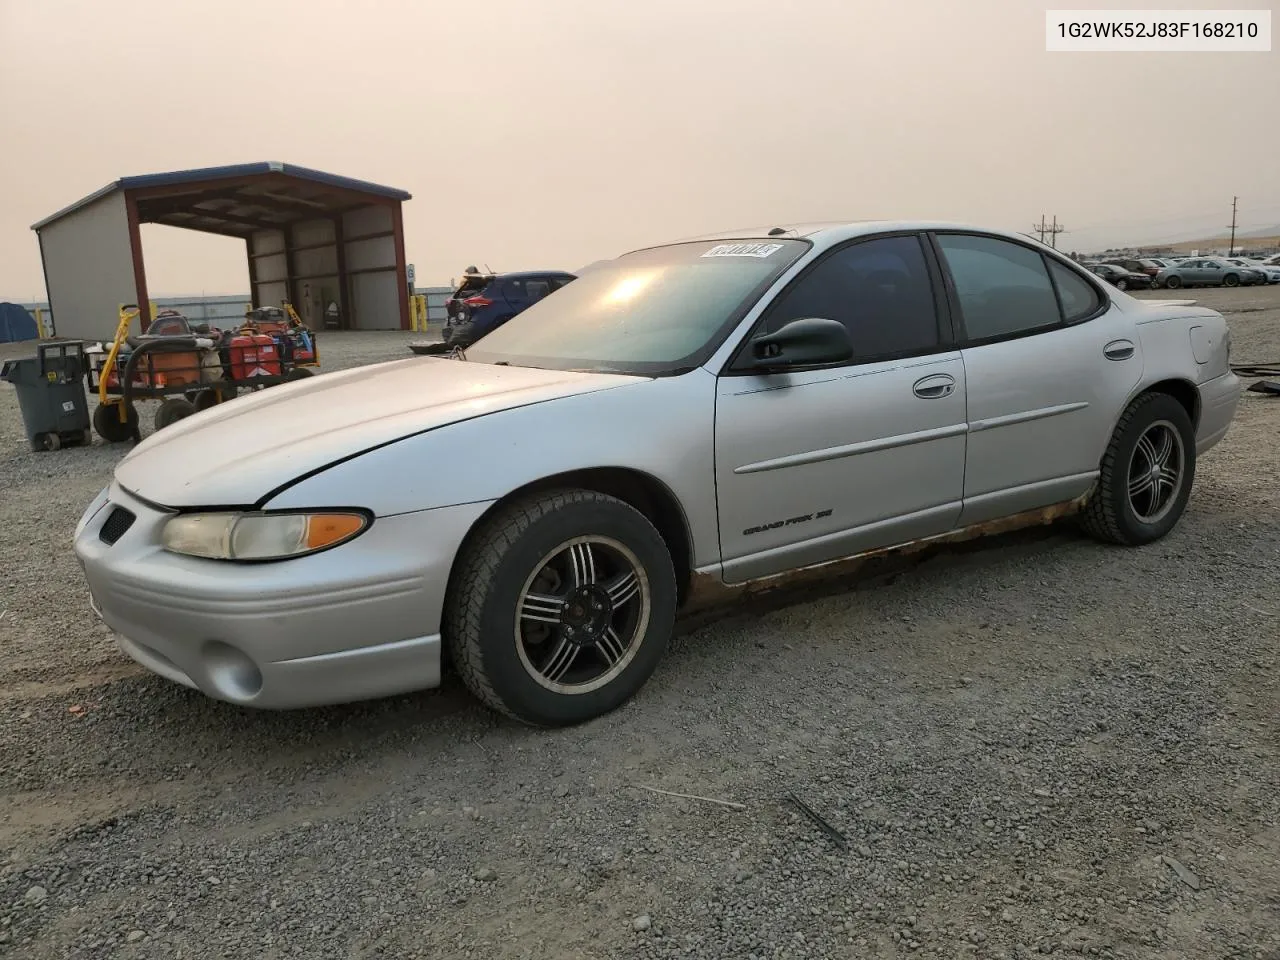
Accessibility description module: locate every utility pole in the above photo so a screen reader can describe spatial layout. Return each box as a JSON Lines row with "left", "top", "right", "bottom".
{"left": 1049, "top": 214, "right": 1063, "bottom": 249}
{"left": 1034, "top": 215, "right": 1066, "bottom": 248}
{"left": 1227, "top": 196, "right": 1239, "bottom": 255}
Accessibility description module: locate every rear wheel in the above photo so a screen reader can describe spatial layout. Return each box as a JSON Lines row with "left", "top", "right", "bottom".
{"left": 93, "top": 401, "right": 138, "bottom": 443}
{"left": 154, "top": 397, "right": 196, "bottom": 431}
{"left": 444, "top": 489, "right": 678, "bottom": 726}
{"left": 285, "top": 367, "right": 314, "bottom": 381}
{"left": 30, "top": 432, "right": 61, "bottom": 452}
{"left": 1116, "top": 279, "right": 1129, "bottom": 291}
{"left": 1079, "top": 392, "right": 1196, "bottom": 546}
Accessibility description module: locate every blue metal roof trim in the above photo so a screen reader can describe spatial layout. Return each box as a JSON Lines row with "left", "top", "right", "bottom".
{"left": 32, "top": 162, "right": 411, "bottom": 231}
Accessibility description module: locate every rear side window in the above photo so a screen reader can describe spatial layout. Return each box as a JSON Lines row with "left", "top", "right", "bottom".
{"left": 936, "top": 234, "right": 1061, "bottom": 341}
{"left": 525, "top": 280, "right": 551, "bottom": 301}
{"left": 1047, "top": 259, "right": 1103, "bottom": 323}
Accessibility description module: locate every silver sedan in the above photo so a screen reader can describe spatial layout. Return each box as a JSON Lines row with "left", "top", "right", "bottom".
{"left": 1157, "top": 257, "right": 1265, "bottom": 288}
{"left": 75, "top": 221, "right": 1242, "bottom": 726}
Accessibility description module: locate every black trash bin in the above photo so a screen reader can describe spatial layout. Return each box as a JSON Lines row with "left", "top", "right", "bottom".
{"left": 0, "top": 340, "right": 92, "bottom": 452}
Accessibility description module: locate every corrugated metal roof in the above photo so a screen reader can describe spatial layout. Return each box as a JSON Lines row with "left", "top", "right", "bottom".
{"left": 31, "top": 161, "right": 411, "bottom": 231}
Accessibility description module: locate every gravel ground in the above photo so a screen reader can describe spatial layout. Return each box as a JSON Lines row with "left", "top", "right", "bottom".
{"left": 2, "top": 291, "right": 1278, "bottom": 960}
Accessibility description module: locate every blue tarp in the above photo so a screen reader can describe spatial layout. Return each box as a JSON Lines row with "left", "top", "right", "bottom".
{"left": 0, "top": 303, "right": 38, "bottom": 343}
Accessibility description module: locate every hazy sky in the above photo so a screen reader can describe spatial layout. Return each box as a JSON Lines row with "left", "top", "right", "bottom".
{"left": 2, "top": 0, "right": 1277, "bottom": 299}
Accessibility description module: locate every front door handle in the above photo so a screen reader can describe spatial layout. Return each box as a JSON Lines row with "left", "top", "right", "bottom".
{"left": 913, "top": 373, "right": 956, "bottom": 399}
{"left": 1104, "top": 339, "right": 1135, "bottom": 361}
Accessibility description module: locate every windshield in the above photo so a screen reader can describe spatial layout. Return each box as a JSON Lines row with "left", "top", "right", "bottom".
{"left": 462, "top": 239, "right": 810, "bottom": 374}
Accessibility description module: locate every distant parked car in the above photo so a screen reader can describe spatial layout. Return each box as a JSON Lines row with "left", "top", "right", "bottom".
{"left": 1225, "top": 258, "right": 1280, "bottom": 284}
{"left": 1144, "top": 258, "right": 1179, "bottom": 271}
{"left": 1103, "top": 258, "right": 1160, "bottom": 277}
{"left": 443, "top": 269, "right": 577, "bottom": 347}
{"left": 1263, "top": 253, "right": 1280, "bottom": 266}
{"left": 1091, "top": 263, "right": 1154, "bottom": 290}
{"left": 1156, "top": 258, "right": 1264, "bottom": 289}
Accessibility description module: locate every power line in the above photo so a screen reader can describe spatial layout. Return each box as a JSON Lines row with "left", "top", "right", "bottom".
{"left": 1033, "top": 214, "right": 1066, "bottom": 248}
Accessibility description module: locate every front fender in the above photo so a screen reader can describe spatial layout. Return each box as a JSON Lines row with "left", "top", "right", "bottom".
{"left": 262, "top": 369, "right": 722, "bottom": 567}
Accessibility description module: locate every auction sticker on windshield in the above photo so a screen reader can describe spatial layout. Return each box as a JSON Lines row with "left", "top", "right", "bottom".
{"left": 702, "top": 242, "right": 786, "bottom": 258}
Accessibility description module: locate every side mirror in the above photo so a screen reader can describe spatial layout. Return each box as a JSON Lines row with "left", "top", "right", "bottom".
{"left": 746, "top": 317, "right": 853, "bottom": 371}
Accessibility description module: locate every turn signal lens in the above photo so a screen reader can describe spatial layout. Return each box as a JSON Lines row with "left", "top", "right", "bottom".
{"left": 162, "top": 511, "right": 369, "bottom": 561}
{"left": 305, "top": 513, "right": 366, "bottom": 550}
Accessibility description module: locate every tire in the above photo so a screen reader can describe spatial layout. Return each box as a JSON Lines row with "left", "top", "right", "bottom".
{"left": 154, "top": 398, "right": 196, "bottom": 431}
{"left": 443, "top": 489, "right": 678, "bottom": 727}
{"left": 93, "top": 401, "right": 138, "bottom": 443}
{"left": 1079, "top": 391, "right": 1196, "bottom": 547}
{"left": 31, "top": 432, "right": 60, "bottom": 452}
{"left": 285, "top": 367, "right": 314, "bottom": 381}
{"left": 1116, "top": 279, "right": 1128, "bottom": 291}
{"left": 1164, "top": 275, "right": 1182, "bottom": 289}
{"left": 192, "top": 389, "right": 221, "bottom": 412}
{"left": 1223, "top": 273, "right": 1239, "bottom": 287}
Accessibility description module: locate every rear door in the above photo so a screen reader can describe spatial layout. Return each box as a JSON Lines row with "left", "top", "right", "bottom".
{"left": 1200, "top": 259, "right": 1227, "bottom": 286}
{"left": 930, "top": 232, "right": 1143, "bottom": 526}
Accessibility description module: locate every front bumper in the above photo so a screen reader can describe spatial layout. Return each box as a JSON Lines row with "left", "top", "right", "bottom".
{"left": 74, "top": 481, "right": 492, "bottom": 709}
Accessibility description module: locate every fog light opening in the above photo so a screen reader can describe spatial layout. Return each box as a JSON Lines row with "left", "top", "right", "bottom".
{"left": 202, "top": 641, "right": 264, "bottom": 701}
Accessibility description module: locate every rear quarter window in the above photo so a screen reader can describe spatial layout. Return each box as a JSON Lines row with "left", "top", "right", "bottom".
{"left": 1046, "top": 260, "right": 1103, "bottom": 323}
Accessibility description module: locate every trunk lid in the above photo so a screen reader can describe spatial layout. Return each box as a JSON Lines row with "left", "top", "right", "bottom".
{"left": 113, "top": 357, "right": 638, "bottom": 508}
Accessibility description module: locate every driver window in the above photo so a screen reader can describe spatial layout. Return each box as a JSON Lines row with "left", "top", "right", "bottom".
{"left": 761, "top": 235, "right": 941, "bottom": 361}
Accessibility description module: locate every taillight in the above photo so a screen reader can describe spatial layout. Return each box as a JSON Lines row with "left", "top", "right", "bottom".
{"left": 464, "top": 295, "right": 492, "bottom": 308}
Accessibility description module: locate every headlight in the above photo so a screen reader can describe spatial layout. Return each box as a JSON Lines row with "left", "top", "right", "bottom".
{"left": 161, "top": 510, "right": 370, "bottom": 561}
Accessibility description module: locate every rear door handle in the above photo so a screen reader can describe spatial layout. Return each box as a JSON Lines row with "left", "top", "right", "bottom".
{"left": 1104, "top": 339, "right": 1135, "bottom": 361}
{"left": 913, "top": 373, "right": 956, "bottom": 399}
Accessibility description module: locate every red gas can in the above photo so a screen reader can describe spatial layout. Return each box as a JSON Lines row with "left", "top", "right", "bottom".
{"left": 229, "top": 334, "right": 281, "bottom": 380}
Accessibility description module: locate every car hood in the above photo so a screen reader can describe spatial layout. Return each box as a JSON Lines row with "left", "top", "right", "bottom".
{"left": 113, "top": 357, "right": 641, "bottom": 508}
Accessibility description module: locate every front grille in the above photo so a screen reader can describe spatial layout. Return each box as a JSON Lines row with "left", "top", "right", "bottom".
{"left": 99, "top": 506, "right": 136, "bottom": 545}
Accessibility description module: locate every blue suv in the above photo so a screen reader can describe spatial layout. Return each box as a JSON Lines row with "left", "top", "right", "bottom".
{"left": 442, "top": 269, "right": 577, "bottom": 346}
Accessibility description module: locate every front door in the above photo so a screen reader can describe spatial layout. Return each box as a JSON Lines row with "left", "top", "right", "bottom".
{"left": 714, "top": 233, "right": 967, "bottom": 584}
{"left": 929, "top": 232, "right": 1144, "bottom": 525}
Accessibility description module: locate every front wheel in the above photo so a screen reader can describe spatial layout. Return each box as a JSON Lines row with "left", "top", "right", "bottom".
{"left": 443, "top": 489, "right": 678, "bottom": 726}
{"left": 1079, "top": 392, "right": 1196, "bottom": 546}
{"left": 1116, "top": 279, "right": 1129, "bottom": 291}
{"left": 1223, "top": 273, "right": 1239, "bottom": 287}
{"left": 1164, "top": 275, "right": 1183, "bottom": 289}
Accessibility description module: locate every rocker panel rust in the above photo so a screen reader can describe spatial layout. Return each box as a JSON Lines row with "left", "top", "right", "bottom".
{"left": 680, "top": 494, "right": 1089, "bottom": 617}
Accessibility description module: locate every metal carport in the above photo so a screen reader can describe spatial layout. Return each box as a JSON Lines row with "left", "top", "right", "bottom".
{"left": 31, "top": 162, "right": 413, "bottom": 340}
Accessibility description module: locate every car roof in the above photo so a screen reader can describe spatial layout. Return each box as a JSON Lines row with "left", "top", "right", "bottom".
{"left": 496, "top": 270, "right": 576, "bottom": 280}
{"left": 657, "top": 220, "right": 1066, "bottom": 254}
